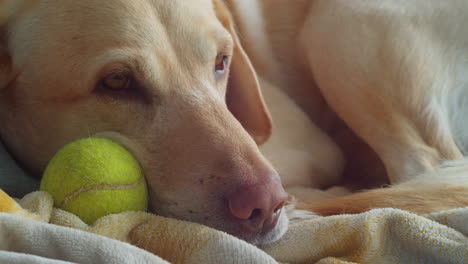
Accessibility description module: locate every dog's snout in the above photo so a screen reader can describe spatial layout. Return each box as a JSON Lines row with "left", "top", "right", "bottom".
{"left": 227, "top": 176, "right": 288, "bottom": 233}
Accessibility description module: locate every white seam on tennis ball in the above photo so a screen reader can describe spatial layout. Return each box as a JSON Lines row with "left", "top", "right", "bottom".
{"left": 60, "top": 177, "right": 144, "bottom": 209}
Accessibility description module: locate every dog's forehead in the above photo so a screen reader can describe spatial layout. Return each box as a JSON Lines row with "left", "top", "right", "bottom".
{"left": 11, "top": 0, "right": 224, "bottom": 62}
{"left": 9, "top": 0, "right": 229, "bottom": 92}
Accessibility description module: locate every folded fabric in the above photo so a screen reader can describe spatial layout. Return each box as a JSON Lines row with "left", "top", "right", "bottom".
{"left": 0, "top": 190, "right": 169, "bottom": 264}
{"left": 266, "top": 207, "right": 468, "bottom": 264}
{"left": 0, "top": 189, "right": 467, "bottom": 264}
{"left": 0, "top": 190, "right": 276, "bottom": 263}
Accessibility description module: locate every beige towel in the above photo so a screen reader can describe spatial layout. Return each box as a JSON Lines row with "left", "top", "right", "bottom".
{"left": 1, "top": 189, "right": 467, "bottom": 263}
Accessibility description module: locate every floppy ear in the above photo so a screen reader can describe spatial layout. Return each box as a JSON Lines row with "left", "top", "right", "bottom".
{"left": 213, "top": 0, "right": 272, "bottom": 145}
{"left": 0, "top": 43, "right": 13, "bottom": 92}
{"left": 0, "top": 14, "right": 11, "bottom": 91}
{"left": 0, "top": 0, "right": 31, "bottom": 91}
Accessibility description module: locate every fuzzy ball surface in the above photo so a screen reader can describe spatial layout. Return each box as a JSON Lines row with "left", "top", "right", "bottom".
{"left": 40, "top": 137, "right": 148, "bottom": 224}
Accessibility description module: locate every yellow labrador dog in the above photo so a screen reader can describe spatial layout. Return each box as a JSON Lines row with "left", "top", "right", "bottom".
{"left": 1, "top": 0, "right": 468, "bottom": 246}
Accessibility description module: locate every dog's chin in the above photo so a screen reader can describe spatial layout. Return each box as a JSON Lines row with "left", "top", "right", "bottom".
{"left": 239, "top": 212, "right": 289, "bottom": 246}
{"left": 164, "top": 207, "right": 290, "bottom": 246}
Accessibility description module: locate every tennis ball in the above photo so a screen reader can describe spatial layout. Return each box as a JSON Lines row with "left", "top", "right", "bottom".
{"left": 40, "top": 137, "right": 148, "bottom": 225}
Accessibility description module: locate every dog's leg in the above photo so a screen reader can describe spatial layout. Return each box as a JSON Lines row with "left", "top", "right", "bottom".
{"left": 258, "top": 77, "right": 345, "bottom": 188}
{"left": 299, "top": 0, "right": 464, "bottom": 183}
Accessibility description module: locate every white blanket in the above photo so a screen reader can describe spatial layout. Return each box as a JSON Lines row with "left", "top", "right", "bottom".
{"left": 1, "top": 190, "right": 467, "bottom": 264}
{"left": 1, "top": 143, "right": 467, "bottom": 264}
{"left": 0, "top": 213, "right": 167, "bottom": 264}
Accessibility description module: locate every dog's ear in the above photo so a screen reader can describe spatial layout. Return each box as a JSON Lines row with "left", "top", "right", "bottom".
{"left": 213, "top": 0, "right": 272, "bottom": 145}
{"left": 0, "top": 0, "right": 32, "bottom": 91}
{"left": 0, "top": 45, "right": 13, "bottom": 92}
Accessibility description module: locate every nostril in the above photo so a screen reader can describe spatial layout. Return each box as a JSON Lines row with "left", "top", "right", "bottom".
{"left": 246, "top": 208, "right": 266, "bottom": 229}
{"left": 274, "top": 201, "right": 286, "bottom": 214}
{"left": 273, "top": 208, "right": 282, "bottom": 217}
{"left": 249, "top": 208, "right": 263, "bottom": 222}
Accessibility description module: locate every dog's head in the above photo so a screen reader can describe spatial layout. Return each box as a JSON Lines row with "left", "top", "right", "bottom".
{"left": 0, "top": 0, "right": 289, "bottom": 244}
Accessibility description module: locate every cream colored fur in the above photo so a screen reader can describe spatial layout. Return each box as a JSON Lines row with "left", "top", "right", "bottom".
{"left": 0, "top": 0, "right": 286, "bottom": 245}
{"left": 1, "top": 0, "right": 468, "bottom": 246}
{"left": 229, "top": 0, "right": 468, "bottom": 213}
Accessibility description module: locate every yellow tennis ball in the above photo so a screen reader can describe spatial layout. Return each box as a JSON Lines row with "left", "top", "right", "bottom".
{"left": 40, "top": 137, "right": 148, "bottom": 225}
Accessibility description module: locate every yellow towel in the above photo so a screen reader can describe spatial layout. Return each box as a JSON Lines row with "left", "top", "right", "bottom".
{"left": 1, "top": 189, "right": 467, "bottom": 264}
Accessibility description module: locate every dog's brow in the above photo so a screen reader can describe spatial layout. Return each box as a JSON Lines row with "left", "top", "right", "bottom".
{"left": 192, "top": 31, "right": 233, "bottom": 65}
{"left": 215, "top": 32, "right": 234, "bottom": 53}
{"left": 132, "top": 59, "right": 146, "bottom": 79}
{"left": 218, "top": 38, "right": 233, "bottom": 53}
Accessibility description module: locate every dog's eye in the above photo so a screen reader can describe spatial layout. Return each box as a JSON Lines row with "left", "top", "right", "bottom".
{"left": 215, "top": 55, "right": 228, "bottom": 75}
{"left": 102, "top": 72, "right": 131, "bottom": 91}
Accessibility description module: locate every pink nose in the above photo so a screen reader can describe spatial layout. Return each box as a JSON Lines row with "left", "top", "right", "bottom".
{"left": 227, "top": 176, "right": 289, "bottom": 233}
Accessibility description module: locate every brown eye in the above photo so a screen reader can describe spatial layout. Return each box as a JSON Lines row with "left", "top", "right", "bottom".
{"left": 215, "top": 55, "right": 228, "bottom": 74}
{"left": 102, "top": 72, "right": 130, "bottom": 90}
